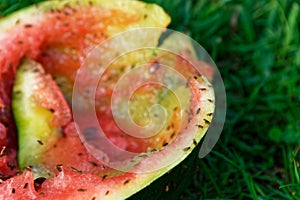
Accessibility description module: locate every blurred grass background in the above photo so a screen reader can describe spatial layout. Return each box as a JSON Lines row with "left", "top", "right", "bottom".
{"left": 1, "top": 0, "right": 300, "bottom": 199}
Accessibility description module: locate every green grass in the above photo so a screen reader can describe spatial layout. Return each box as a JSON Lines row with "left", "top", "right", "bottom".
{"left": 146, "top": 0, "right": 300, "bottom": 199}
{"left": 1, "top": 0, "right": 300, "bottom": 199}
{"left": 143, "top": 0, "right": 300, "bottom": 199}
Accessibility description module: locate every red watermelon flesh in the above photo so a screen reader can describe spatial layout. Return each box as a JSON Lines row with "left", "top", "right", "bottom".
{"left": 0, "top": 0, "right": 170, "bottom": 178}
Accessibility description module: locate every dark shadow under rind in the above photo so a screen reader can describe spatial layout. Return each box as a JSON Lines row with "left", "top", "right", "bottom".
{"left": 129, "top": 144, "right": 201, "bottom": 200}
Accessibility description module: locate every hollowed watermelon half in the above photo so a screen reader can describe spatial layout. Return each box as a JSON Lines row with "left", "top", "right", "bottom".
{"left": 0, "top": 0, "right": 215, "bottom": 199}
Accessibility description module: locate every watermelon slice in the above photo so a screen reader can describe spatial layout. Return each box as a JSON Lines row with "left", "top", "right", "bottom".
{"left": 12, "top": 58, "right": 72, "bottom": 176}
{"left": 0, "top": 0, "right": 215, "bottom": 199}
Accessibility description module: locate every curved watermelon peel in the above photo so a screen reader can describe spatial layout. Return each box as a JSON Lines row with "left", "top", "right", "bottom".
{"left": 72, "top": 28, "right": 216, "bottom": 173}
{"left": 0, "top": 0, "right": 222, "bottom": 199}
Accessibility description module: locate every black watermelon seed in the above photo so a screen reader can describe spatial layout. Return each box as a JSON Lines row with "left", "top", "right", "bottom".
{"left": 37, "top": 140, "right": 44, "bottom": 145}
{"left": 183, "top": 147, "right": 191, "bottom": 151}
{"left": 24, "top": 24, "right": 33, "bottom": 28}
{"left": 102, "top": 175, "right": 108, "bottom": 180}
{"left": 56, "top": 164, "right": 63, "bottom": 172}
{"left": 193, "top": 139, "right": 198, "bottom": 146}
{"left": 89, "top": 161, "right": 98, "bottom": 167}
{"left": 196, "top": 124, "right": 204, "bottom": 129}
{"left": 71, "top": 167, "right": 82, "bottom": 174}
{"left": 171, "top": 123, "right": 175, "bottom": 128}
{"left": 204, "top": 119, "right": 211, "bottom": 125}
{"left": 7, "top": 164, "right": 16, "bottom": 170}
{"left": 170, "top": 131, "right": 176, "bottom": 139}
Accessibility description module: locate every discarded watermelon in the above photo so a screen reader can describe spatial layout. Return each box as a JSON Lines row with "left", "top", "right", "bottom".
{"left": 0, "top": 0, "right": 215, "bottom": 199}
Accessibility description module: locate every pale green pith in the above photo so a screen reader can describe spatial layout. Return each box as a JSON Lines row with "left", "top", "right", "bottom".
{"left": 12, "top": 60, "right": 56, "bottom": 169}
